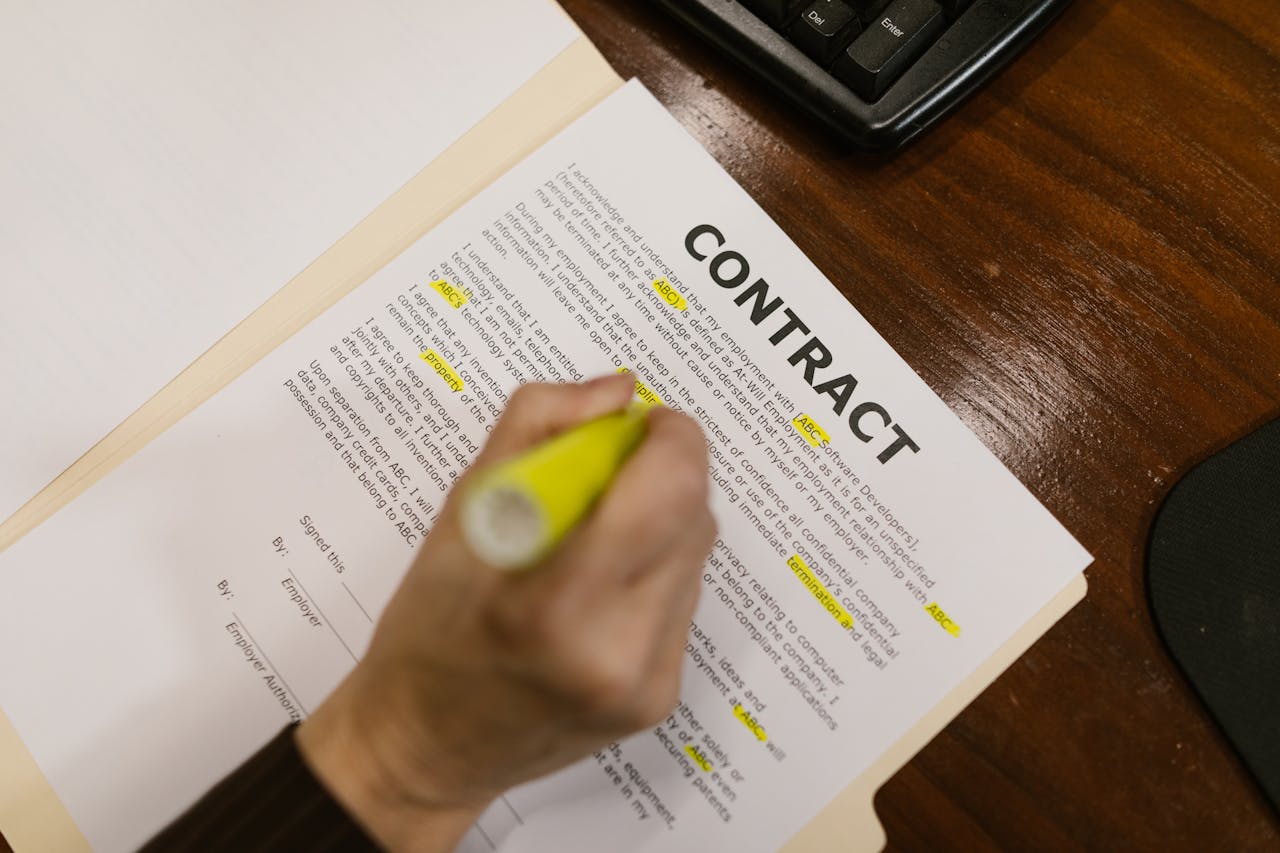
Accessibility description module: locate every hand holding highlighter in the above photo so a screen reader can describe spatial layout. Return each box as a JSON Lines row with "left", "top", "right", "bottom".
{"left": 297, "top": 378, "right": 717, "bottom": 853}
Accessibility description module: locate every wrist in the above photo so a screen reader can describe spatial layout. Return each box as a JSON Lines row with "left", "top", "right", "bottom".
{"left": 297, "top": 671, "right": 490, "bottom": 853}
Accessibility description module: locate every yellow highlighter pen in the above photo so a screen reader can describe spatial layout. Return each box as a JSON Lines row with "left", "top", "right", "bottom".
{"left": 460, "top": 403, "right": 650, "bottom": 569}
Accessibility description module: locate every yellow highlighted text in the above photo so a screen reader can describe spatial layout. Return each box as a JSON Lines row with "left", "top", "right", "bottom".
{"left": 684, "top": 744, "right": 713, "bottom": 772}
{"left": 788, "top": 553, "right": 855, "bottom": 631}
{"left": 420, "top": 350, "right": 464, "bottom": 393}
{"left": 733, "top": 704, "right": 768, "bottom": 742}
{"left": 428, "top": 278, "right": 469, "bottom": 309}
{"left": 652, "top": 277, "right": 688, "bottom": 311}
{"left": 616, "top": 367, "right": 664, "bottom": 407}
{"left": 925, "top": 602, "right": 961, "bottom": 637}
{"left": 791, "top": 414, "right": 831, "bottom": 448}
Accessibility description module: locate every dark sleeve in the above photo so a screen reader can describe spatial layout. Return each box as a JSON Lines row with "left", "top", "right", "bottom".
{"left": 140, "top": 724, "right": 380, "bottom": 852}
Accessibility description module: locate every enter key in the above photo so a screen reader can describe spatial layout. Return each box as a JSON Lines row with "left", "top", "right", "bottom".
{"left": 835, "top": 0, "right": 946, "bottom": 100}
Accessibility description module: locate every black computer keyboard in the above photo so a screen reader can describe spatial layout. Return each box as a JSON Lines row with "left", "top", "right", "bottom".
{"left": 655, "top": 0, "right": 1072, "bottom": 149}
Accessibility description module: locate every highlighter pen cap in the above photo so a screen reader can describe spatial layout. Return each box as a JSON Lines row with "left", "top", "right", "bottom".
{"left": 461, "top": 403, "right": 649, "bottom": 570}
{"left": 462, "top": 484, "right": 548, "bottom": 568}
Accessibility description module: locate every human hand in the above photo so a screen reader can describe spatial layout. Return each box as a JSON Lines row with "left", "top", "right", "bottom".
{"left": 297, "top": 374, "right": 716, "bottom": 852}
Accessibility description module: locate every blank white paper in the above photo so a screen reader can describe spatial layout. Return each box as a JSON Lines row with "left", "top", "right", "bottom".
{"left": 0, "top": 0, "right": 575, "bottom": 521}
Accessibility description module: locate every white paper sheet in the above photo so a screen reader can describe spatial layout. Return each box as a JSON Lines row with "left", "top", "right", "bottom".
{"left": 0, "top": 82, "right": 1090, "bottom": 852}
{"left": 0, "top": 0, "right": 576, "bottom": 522}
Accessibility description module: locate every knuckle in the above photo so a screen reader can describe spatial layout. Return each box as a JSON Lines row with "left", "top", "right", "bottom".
{"left": 572, "top": 653, "right": 641, "bottom": 714}
{"left": 482, "top": 588, "right": 563, "bottom": 652}
{"left": 701, "top": 510, "right": 719, "bottom": 546}
{"left": 654, "top": 407, "right": 707, "bottom": 445}
{"left": 671, "top": 410, "right": 711, "bottom": 455}
{"left": 665, "top": 459, "right": 710, "bottom": 508}
{"left": 505, "top": 382, "right": 556, "bottom": 413}
{"left": 630, "top": 683, "right": 679, "bottom": 729}
{"left": 481, "top": 595, "right": 530, "bottom": 650}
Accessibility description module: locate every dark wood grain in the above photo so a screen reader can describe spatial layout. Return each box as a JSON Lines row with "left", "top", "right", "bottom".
{"left": 561, "top": 0, "right": 1280, "bottom": 849}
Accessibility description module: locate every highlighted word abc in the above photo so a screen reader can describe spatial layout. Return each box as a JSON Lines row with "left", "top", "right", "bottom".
{"left": 791, "top": 413, "right": 830, "bottom": 448}
{"left": 428, "top": 278, "right": 470, "bottom": 309}
{"left": 733, "top": 704, "right": 768, "bottom": 742}
{"left": 684, "top": 744, "right": 713, "bottom": 772}
{"left": 924, "top": 602, "right": 961, "bottom": 637}
{"left": 651, "top": 277, "right": 688, "bottom": 311}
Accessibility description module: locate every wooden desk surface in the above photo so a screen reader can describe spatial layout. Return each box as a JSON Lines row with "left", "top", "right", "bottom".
{"left": 560, "top": 0, "right": 1280, "bottom": 848}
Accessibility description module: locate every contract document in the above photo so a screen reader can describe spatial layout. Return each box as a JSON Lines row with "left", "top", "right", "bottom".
{"left": 0, "top": 82, "right": 1090, "bottom": 852}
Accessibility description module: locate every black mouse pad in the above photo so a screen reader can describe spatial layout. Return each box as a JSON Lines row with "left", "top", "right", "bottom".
{"left": 1147, "top": 418, "right": 1280, "bottom": 810}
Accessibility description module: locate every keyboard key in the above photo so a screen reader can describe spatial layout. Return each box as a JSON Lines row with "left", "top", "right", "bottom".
{"left": 934, "top": 0, "right": 974, "bottom": 18}
{"left": 741, "top": 0, "right": 808, "bottom": 28}
{"left": 834, "top": 0, "right": 945, "bottom": 100}
{"left": 789, "top": 1, "right": 862, "bottom": 66}
{"left": 847, "top": 0, "right": 892, "bottom": 22}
